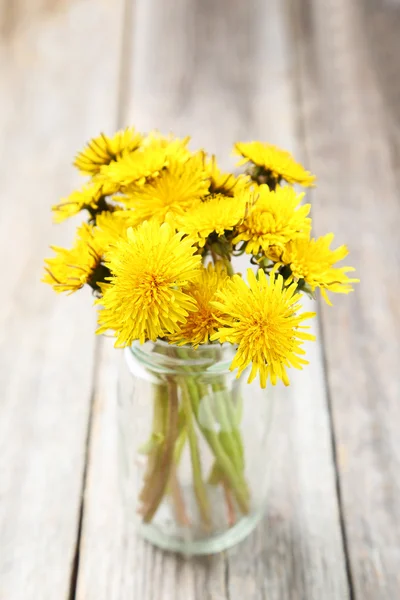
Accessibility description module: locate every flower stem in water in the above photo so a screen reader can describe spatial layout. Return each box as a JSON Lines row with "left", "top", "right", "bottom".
{"left": 142, "top": 378, "right": 179, "bottom": 523}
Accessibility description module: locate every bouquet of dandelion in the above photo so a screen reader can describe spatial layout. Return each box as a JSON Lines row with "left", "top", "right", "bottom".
{"left": 43, "top": 129, "right": 357, "bottom": 553}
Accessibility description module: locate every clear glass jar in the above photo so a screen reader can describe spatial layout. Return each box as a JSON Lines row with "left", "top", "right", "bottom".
{"left": 117, "top": 340, "right": 275, "bottom": 555}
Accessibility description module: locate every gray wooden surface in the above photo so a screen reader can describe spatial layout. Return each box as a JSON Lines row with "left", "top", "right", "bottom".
{"left": 0, "top": 0, "right": 399, "bottom": 598}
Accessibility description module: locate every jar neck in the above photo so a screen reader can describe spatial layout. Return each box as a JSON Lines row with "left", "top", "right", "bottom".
{"left": 128, "top": 340, "right": 236, "bottom": 377}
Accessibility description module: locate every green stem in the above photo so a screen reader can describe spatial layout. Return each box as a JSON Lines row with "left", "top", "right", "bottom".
{"left": 180, "top": 378, "right": 212, "bottom": 528}
{"left": 139, "top": 384, "right": 167, "bottom": 504}
{"left": 142, "top": 378, "right": 179, "bottom": 523}
{"left": 203, "top": 348, "right": 245, "bottom": 472}
{"left": 223, "top": 258, "right": 234, "bottom": 276}
{"left": 173, "top": 416, "right": 187, "bottom": 465}
{"left": 211, "top": 380, "right": 244, "bottom": 472}
{"left": 169, "top": 464, "right": 190, "bottom": 526}
{"left": 172, "top": 347, "right": 250, "bottom": 515}
{"left": 187, "top": 377, "right": 250, "bottom": 514}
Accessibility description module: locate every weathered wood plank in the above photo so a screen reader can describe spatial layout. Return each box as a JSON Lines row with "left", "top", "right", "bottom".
{"left": 292, "top": 0, "right": 400, "bottom": 597}
{"left": 0, "top": 2, "right": 124, "bottom": 599}
{"left": 77, "top": 0, "right": 350, "bottom": 598}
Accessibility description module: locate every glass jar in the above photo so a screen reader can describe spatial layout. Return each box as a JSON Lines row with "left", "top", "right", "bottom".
{"left": 117, "top": 340, "right": 275, "bottom": 555}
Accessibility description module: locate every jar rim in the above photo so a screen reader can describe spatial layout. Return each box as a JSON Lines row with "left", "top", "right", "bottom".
{"left": 128, "top": 339, "right": 236, "bottom": 376}
{"left": 136, "top": 338, "right": 222, "bottom": 351}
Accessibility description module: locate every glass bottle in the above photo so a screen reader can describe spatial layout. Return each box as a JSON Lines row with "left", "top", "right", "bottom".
{"left": 117, "top": 340, "right": 274, "bottom": 555}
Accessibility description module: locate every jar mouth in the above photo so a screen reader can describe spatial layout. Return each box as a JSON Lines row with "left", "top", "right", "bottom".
{"left": 128, "top": 340, "right": 237, "bottom": 376}
{"left": 144, "top": 339, "right": 218, "bottom": 351}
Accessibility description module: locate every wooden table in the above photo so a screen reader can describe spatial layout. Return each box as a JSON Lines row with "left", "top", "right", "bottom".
{"left": 1, "top": 0, "right": 399, "bottom": 598}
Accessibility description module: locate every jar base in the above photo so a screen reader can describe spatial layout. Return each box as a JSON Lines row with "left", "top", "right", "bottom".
{"left": 138, "top": 509, "right": 265, "bottom": 556}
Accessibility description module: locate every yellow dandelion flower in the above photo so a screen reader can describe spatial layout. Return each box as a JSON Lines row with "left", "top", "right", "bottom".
{"left": 211, "top": 269, "right": 316, "bottom": 388}
{"left": 276, "top": 234, "right": 359, "bottom": 305}
{"left": 233, "top": 184, "right": 311, "bottom": 256}
{"left": 43, "top": 223, "right": 104, "bottom": 294}
{"left": 99, "top": 144, "right": 168, "bottom": 188}
{"left": 234, "top": 141, "right": 316, "bottom": 187}
{"left": 176, "top": 191, "right": 250, "bottom": 247}
{"left": 143, "top": 131, "right": 192, "bottom": 162}
{"left": 74, "top": 127, "right": 143, "bottom": 175}
{"left": 120, "top": 154, "right": 209, "bottom": 224}
{"left": 205, "top": 155, "right": 248, "bottom": 196}
{"left": 93, "top": 210, "right": 141, "bottom": 252}
{"left": 52, "top": 180, "right": 119, "bottom": 223}
{"left": 168, "top": 261, "right": 229, "bottom": 347}
{"left": 97, "top": 221, "right": 201, "bottom": 346}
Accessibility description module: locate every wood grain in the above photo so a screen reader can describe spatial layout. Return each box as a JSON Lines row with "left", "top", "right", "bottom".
{"left": 292, "top": 0, "right": 400, "bottom": 597}
{"left": 0, "top": 1, "right": 124, "bottom": 599}
{"left": 76, "top": 1, "right": 350, "bottom": 598}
